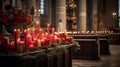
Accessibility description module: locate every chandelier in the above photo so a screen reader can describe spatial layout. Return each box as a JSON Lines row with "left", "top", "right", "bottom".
{"left": 66, "top": 0, "right": 77, "bottom": 9}
{"left": 66, "top": 0, "right": 77, "bottom": 21}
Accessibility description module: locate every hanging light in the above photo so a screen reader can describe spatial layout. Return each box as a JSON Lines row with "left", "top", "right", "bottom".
{"left": 66, "top": 0, "right": 77, "bottom": 9}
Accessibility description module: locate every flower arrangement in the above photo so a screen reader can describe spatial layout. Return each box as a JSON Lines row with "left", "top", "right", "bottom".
{"left": 106, "top": 25, "right": 114, "bottom": 31}
{"left": 0, "top": 4, "right": 33, "bottom": 33}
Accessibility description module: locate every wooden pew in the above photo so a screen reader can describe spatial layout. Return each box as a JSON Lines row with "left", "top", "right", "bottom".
{"left": 98, "top": 34, "right": 110, "bottom": 55}
{"left": 69, "top": 34, "right": 100, "bottom": 60}
{"left": 108, "top": 33, "right": 120, "bottom": 44}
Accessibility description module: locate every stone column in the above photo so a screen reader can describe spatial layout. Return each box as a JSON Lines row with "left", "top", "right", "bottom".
{"left": 48, "top": 0, "right": 52, "bottom": 24}
{"left": 56, "top": 0, "right": 66, "bottom": 32}
{"left": 78, "top": 0, "right": 87, "bottom": 31}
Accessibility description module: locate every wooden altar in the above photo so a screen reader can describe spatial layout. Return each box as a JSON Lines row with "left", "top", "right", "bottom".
{"left": 0, "top": 45, "right": 73, "bottom": 67}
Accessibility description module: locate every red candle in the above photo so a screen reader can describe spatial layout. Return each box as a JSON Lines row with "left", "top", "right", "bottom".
{"left": 56, "top": 33, "right": 60, "bottom": 38}
{"left": 36, "top": 22, "right": 39, "bottom": 36}
{"left": 26, "top": 34, "right": 32, "bottom": 48}
{"left": 66, "top": 36, "right": 73, "bottom": 43}
{"left": 41, "top": 33, "right": 45, "bottom": 40}
{"left": 45, "top": 32, "right": 48, "bottom": 38}
{"left": 52, "top": 28, "right": 55, "bottom": 35}
{"left": 55, "top": 36, "right": 60, "bottom": 43}
{"left": 29, "top": 44, "right": 34, "bottom": 49}
{"left": 24, "top": 29, "right": 27, "bottom": 35}
{"left": 33, "top": 37, "right": 38, "bottom": 47}
{"left": 52, "top": 35, "right": 55, "bottom": 43}
{"left": 27, "top": 28, "right": 30, "bottom": 35}
{"left": 8, "top": 41, "right": 14, "bottom": 51}
{"left": 24, "top": 29, "right": 27, "bottom": 51}
{"left": 39, "top": 28, "right": 43, "bottom": 38}
{"left": 32, "top": 28, "right": 35, "bottom": 38}
{"left": 17, "top": 29, "right": 20, "bottom": 40}
{"left": 49, "top": 35, "right": 53, "bottom": 44}
{"left": 41, "top": 39, "right": 45, "bottom": 46}
{"left": 13, "top": 29, "right": 17, "bottom": 38}
{"left": 13, "top": 29, "right": 17, "bottom": 50}
{"left": 47, "top": 24, "right": 50, "bottom": 35}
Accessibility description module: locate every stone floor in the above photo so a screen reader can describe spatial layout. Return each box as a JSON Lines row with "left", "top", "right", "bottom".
{"left": 72, "top": 44, "right": 120, "bottom": 67}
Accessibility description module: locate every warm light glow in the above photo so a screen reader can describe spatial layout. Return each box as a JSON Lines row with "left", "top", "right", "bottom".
{"left": 112, "top": 12, "right": 117, "bottom": 16}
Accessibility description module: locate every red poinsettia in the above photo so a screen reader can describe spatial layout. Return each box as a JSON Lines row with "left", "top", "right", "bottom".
{"left": 106, "top": 25, "right": 114, "bottom": 31}
{"left": 0, "top": 8, "right": 33, "bottom": 33}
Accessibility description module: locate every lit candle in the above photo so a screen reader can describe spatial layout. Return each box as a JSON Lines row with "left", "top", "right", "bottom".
{"left": 52, "top": 27, "right": 55, "bottom": 35}
{"left": 36, "top": 22, "right": 39, "bottom": 36}
{"left": 24, "top": 29, "right": 27, "bottom": 51}
{"left": 55, "top": 36, "right": 60, "bottom": 44}
{"left": 13, "top": 29, "right": 17, "bottom": 50}
{"left": 41, "top": 33, "right": 45, "bottom": 40}
{"left": 29, "top": 44, "right": 34, "bottom": 49}
{"left": 33, "top": 37, "right": 38, "bottom": 47}
{"left": 26, "top": 34, "right": 32, "bottom": 48}
{"left": 27, "top": 28, "right": 30, "bottom": 35}
{"left": 45, "top": 32, "right": 49, "bottom": 38}
{"left": 17, "top": 29, "right": 20, "bottom": 40}
{"left": 39, "top": 28, "right": 43, "bottom": 39}
{"left": 47, "top": 24, "right": 50, "bottom": 35}
{"left": 41, "top": 39, "right": 45, "bottom": 46}
{"left": 37, "top": 39, "right": 41, "bottom": 47}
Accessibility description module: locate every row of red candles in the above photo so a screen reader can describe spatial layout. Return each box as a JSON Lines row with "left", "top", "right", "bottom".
{"left": 6, "top": 22, "right": 73, "bottom": 52}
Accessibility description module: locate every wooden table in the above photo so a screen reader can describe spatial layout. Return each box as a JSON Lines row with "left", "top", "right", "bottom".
{"left": 0, "top": 45, "right": 73, "bottom": 67}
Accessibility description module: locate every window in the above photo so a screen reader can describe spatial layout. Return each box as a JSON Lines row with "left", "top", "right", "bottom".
{"left": 119, "top": 0, "right": 120, "bottom": 27}
{"left": 40, "top": 0, "right": 44, "bottom": 14}
{"left": 12, "top": 0, "right": 16, "bottom": 7}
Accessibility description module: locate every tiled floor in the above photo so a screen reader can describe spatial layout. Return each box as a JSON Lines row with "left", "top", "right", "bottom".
{"left": 72, "top": 44, "right": 120, "bottom": 67}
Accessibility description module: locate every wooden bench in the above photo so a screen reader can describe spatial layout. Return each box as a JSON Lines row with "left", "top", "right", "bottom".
{"left": 108, "top": 33, "right": 120, "bottom": 44}
{"left": 98, "top": 34, "right": 110, "bottom": 55}
{"left": 69, "top": 34, "right": 100, "bottom": 60}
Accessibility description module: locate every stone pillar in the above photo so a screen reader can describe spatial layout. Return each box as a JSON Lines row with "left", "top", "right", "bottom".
{"left": 56, "top": 0, "right": 66, "bottom": 32}
{"left": 92, "top": 0, "right": 98, "bottom": 31}
{"left": 78, "top": 0, "right": 87, "bottom": 31}
{"left": 48, "top": 0, "right": 52, "bottom": 24}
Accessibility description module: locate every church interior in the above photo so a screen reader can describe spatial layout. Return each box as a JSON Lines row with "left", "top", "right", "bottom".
{"left": 0, "top": 0, "right": 120, "bottom": 67}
